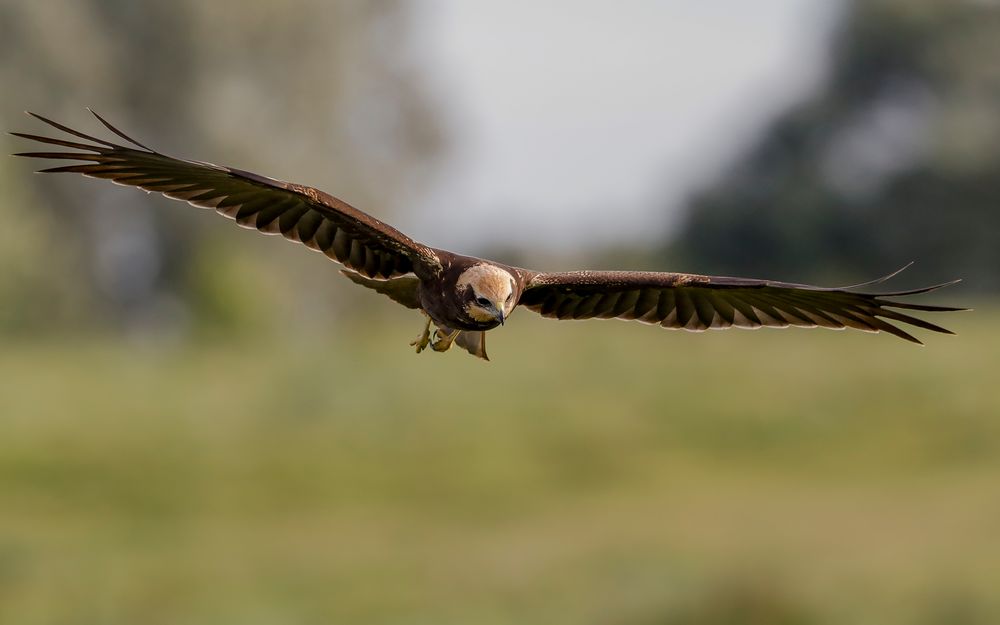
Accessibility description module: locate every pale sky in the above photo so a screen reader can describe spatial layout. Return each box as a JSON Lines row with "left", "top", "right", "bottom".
{"left": 407, "top": 1, "right": 843, "bottom": 252}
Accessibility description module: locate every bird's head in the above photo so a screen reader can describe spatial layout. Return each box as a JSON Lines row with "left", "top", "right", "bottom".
{"left": 457, "top": 263, "right": 517, "bottom": 327}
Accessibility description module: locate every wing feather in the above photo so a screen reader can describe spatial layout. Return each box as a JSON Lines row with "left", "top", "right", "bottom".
{"left": 519, "top": 269, "right": 963, "bottom": 344}
{"left": 13, "top": 111, "right": 441, "bottom": 280}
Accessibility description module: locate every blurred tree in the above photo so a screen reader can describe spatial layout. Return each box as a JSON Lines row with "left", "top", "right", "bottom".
{"left": 0, "top": 0, "right": 444, "bottom": 335}
{"left": 667, "top": 0, "right": 1000, "bottom": 292}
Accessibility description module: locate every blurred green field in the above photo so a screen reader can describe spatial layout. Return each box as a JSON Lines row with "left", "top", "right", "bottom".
{"left": 0, "top": 304, "right": 997, "bottom": 625}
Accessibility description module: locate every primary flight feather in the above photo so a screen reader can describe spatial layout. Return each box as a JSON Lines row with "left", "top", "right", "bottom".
{"left": 12, "top": 111, "right": 963, "bottom": 360}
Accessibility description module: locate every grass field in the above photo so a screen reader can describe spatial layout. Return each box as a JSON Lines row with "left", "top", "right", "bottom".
{"left": 0, "top": 304, "right": 997, "bottom": 624}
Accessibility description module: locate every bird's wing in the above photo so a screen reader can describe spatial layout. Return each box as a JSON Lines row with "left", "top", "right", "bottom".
{"left": 12, "top": 111, "right": 442, "bottom": 280}
{"left": 339, "top": 270, "right": 421, "bottom": 309}
{"left": 518, "top": 267, "right": 964, "bottom": 344}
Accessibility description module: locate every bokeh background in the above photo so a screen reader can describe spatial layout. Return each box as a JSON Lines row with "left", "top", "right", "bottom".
{"left": 1, "top": 1, "right": 998, "bottom": 623}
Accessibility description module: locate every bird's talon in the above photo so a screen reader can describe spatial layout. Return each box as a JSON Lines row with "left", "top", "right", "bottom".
{"left": 411, "top": 317, "right": 432, "bottom": 353}
{"left": 430, "top": 329, "right": 459, "bottom": 352}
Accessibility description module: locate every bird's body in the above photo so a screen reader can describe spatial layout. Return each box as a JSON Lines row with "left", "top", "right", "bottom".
{"left": 12, "top": 111, "right": 963, "bottom": 360}
{"left": 341, "top": 253, "right": 524, "bottom": 357}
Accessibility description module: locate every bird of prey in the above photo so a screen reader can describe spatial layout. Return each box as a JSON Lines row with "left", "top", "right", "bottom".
{"left": 12, "top": 111, "right": 963, "bottom": 360}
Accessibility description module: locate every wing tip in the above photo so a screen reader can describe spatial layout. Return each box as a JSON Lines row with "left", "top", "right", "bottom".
{"left": 842, "top": 263, "right": 964, "bottom": 298}
{"left": 840, "top": 262, "right": 914, "bottom": 290}
{"left": 85, "top": 108, "right": 154, "bottom": 151}
{"left": 24, "top": 110, "right": 59, "bottom": 127}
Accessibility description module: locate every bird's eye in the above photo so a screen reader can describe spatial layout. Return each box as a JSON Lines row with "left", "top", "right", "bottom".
{"left": 475, "top": 296, "right": 491, "bottom": 307}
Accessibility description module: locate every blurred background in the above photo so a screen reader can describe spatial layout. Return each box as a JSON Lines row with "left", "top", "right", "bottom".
{"left": 1, "top": 1, "right": 998, "bottom": 623}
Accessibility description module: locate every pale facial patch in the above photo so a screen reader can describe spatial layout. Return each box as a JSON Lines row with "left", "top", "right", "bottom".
{"left": 457, "top": 263, "right": 516, "bottom": 322}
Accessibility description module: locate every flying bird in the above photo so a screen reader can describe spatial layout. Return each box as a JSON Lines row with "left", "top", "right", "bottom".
{"left": 12, "top": 111, "right": 963, "bottom": 360}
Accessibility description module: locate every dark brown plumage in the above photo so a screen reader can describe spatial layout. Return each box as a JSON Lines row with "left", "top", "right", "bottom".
{"left": 12, "top": 111, "right": 964, "bottom": 360}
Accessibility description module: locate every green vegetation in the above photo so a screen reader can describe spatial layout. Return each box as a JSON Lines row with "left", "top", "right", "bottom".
{"left": 1, "top": 306, "right": 995, "bottom": 625}
{"left": 2, "top": 2, "right": 996, "bottom": 622}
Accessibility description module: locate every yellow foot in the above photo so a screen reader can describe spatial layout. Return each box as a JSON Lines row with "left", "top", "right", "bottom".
{"left": 410, "top": 316, "right": 432, "bottom": 353}
{"left": 431, "top": 329, "right": 460, "bottom": 352}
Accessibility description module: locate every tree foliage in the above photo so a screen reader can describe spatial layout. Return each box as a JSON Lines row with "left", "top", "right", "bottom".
{"left": 669, "top": 1, "right": 1000, "bottom": 292}
{"left": 0, "top": 0, "right": 444, "bottom": 333}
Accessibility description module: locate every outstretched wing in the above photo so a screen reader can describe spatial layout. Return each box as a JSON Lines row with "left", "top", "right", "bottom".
{"left": 518, "top": 267, "right": 964, "bottom": 344}
{"left": 12, "top": 111, "right": 441, "bottom": 280}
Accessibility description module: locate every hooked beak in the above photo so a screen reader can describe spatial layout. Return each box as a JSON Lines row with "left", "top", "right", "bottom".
{"left": 493, "top": 305, "right": 505, "bottom": 326}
